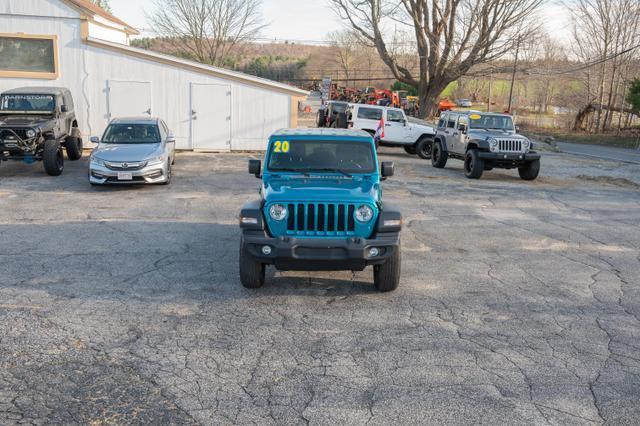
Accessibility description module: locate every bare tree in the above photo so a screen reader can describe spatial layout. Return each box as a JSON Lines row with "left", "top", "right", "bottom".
{"left": 327, "top": 30, "right": 359, "bottom": 86}
{"left": 329, "top": 0, "right": 544, "bottom": 117}
{"left": 147, "top": 0, "right": 265, "bottom": 67}
{"left": 570, "top": 0, "right": 640, "bottom": 132}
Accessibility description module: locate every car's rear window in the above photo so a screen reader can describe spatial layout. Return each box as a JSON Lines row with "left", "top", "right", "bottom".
{"left": 357, "top": 107, "right": 383, "bottom": 120}
{"left": 102, "top": 124, "right": 161, "bottom": 144}
{"left": 268, "top": 139, "right": 375, "bottom": 174}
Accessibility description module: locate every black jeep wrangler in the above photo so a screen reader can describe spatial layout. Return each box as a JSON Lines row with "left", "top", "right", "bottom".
{"left": 0, "top": 87, "right": 83, "bottom": 176}
{"left": 431, "top": 111, "right": 540, "bottom": 180}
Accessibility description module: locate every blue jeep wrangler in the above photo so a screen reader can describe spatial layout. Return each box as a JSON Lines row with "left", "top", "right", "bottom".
{"left": 239, "top": 128, "right": 402, "bottom": 292}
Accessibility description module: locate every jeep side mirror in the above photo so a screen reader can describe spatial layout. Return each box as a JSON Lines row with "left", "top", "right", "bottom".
{"left": 248, "top": 159, "right": 261, "bottom": 178}
{"left": 459, "top": 124, "right": 467, "bottom": 133}
{"left": 60, "top": 105, "right": 69, "bottom": 113}
{"left": 515, "top": 125, "right": 520, "bottom": 132}
{"left": 381, "top": 161, "right": 394, "bottom": 179}
{"left": 90, "top": 136, "right": 100, "bottom": 143}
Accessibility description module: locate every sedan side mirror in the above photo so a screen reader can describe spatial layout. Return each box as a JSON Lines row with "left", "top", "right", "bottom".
{"left": 90, "top": 136, "right": 100, "bottom": 143}
{"left": 248, "top": 159, "right": 261, "bottom": 178}
{"left": 167, "top": 136, "right": 176, "bottom": 144}
{"left": 381, "top": 161, "right": 394, "bottom": 179}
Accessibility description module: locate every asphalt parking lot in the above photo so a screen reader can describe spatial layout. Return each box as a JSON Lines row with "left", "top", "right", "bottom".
{"left": 1, "top": 149, "right": 639, "bottom": 425}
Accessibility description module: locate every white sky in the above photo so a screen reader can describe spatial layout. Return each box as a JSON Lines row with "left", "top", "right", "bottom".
{"left": 109, "top": 0, "right": 571, "bottom": 43}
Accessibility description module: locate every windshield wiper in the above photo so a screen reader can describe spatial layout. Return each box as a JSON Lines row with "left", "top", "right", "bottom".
{"left": 269, "top": 167, "right": 311, "bottom": 175}
{"left": 308, "top": 168, "right": 353, "bottom": 177}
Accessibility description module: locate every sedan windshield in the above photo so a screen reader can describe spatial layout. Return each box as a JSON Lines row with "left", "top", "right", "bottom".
{"left": 468, "top": 114, "right": 514, "bottom": 131}
{"left": 102, "top": 124, "right": 160, "bottom": 144}
{"left": 268, "top": 139, "right": 375, "bottom": 174}
{"left": 0, "top": 95, "right": 55, "bottom": 113}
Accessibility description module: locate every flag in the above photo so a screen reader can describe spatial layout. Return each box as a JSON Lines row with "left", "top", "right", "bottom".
{"left": 374, "top": 117, "right": 385, "bottom": 140}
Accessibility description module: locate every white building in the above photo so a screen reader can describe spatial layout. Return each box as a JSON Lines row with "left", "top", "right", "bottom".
{"left": 0, "top": 0, "right": 308, "bottom": 151}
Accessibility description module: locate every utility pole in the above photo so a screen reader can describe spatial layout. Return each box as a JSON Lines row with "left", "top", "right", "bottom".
{"left": 487, "top": 73, "right": 493, "bottom": 112}
{"left": 507, "top": 37, "right": 521, "bottom": 113}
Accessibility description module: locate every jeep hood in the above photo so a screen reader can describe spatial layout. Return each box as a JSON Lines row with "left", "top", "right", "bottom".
{"left": 92, "top": 143, "right": 162, "bottom": 162}
{"left": 0, "top": 115, "right": 55, "bottom": 130}
{"left": 468, "top": 129, "right": 524, "bottom": 139}
{"left": 264, "top": 177, "right": 379, "bottom": 205}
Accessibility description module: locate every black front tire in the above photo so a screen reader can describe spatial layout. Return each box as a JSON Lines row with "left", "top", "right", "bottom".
{"left": 374, "top": 246, "right": 401, "bottom": 292}
{"left": 239, "top": 240, "right": 265, "bottom": 289}
{"left": 336, "top": 112, "right": 348, "bottom": 129}
{"left": 416, "top": 137, "right": 433, "bottom": 160}
{"left": 464, "top": 149, "right": 484, "bottom": 179}
{"left": 317, "top": 110, "right": 326, "bottom": 127}
{"left": 404, "top": 145, "right": 417, "bottom": 155}
{"left": 431, "top": 141, "right": 447, "bottom": 168}
{"left": 43, "top": 139, "right": 64, "bottom": 176}
{"left": 65, "top": 135, "right": 83, "bottom": 161}
{"left": 518, "top": 159, "right": 540, "bottom": 180}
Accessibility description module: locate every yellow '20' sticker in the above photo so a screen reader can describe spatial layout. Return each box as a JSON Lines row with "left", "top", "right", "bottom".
{"left": 273, "top": 140, "right": 290, "bottom": 153}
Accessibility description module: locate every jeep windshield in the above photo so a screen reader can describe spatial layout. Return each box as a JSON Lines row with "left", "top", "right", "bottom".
{"left": 101, "top": 124, "right": 161, "bottom": 144}
{"left": 0, "top": 95, "right": 55, "bottom": 114}
{"left": 468, "top": 114, "right": 514, "bottom": 131}
{"left": 268, "top": 139, "right": 375, "bottom": 174}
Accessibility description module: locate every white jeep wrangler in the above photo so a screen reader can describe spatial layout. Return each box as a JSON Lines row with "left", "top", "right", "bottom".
{"left": 346, "top": 104, "right": 436, "bottom": 158}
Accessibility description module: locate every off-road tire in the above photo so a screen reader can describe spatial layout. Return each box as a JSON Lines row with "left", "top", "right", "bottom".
{"left": 336, "top": 112, "right": 348, "bottom": 129}
{"left": 239, "top": 240, "right": 265, "bottom": 288}
{"left": 43, "top": 139, "right": 64, "bottom": 176}
{"left": 464, "top": 149, "right": 484, "bottom": 179}
{"left": 317, "top": 110, "right": 326, "bottom": 128}
{"left": 65, "top": 134, "right": 83, "bottom": 161}
{"left": 431, "top": 140, "right": 447, "bottom": 168}
{"left": 404, "top": 145, "right": 417, "bottom": 155}
{"left": 518, "top": 159, "right": 540, "bottom": 181}
{"left": 416, "top": 137, "right": 433, "bottom": 160}
{"left": 374, "top": 245, "right": 401, "bottom": 292}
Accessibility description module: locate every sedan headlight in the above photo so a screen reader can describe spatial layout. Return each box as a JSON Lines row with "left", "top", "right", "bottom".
{"left": 26, "top": 129, "right": 37, "bottom": 138}
{"left": 90, "top": 156, "right": 104, "bottom": 166}
{"left": 146, "top": 155, "right": 165, "bottom": 166}
{"left": 269, "top": 204, "right": 288, "bottom": 221}
{"left": 355, "top": 205, "right": 374, "bottom": 223}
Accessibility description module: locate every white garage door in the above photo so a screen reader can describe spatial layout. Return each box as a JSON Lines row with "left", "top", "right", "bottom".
{"left": 190, "top": 83, "right": 231, "bottom": 151}
{"left": 107, "top": 80, "right": 152, "bottom": 119}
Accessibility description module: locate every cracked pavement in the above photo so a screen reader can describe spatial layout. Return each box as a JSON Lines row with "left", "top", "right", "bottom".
{"left": 0, "top": 149, "right": 639, "bottom": 425}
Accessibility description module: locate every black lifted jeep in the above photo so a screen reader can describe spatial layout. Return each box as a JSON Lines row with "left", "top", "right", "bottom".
{"left": 431, "top": 111, "right": 540, "bottom": 180}
{"left": 0, "top": 87, "right": 83, "bottom": 176}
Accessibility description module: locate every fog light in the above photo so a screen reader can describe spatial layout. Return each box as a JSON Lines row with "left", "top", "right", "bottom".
{"left": 262, "top": 245, "right": 272, "bottom": 255}
{"left": 369, "top": 247, "right": 379, "bottom": 257}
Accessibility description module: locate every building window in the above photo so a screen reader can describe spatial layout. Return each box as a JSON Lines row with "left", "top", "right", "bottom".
{"left": 0, "top": 34, "right": 59, "bottom": 79}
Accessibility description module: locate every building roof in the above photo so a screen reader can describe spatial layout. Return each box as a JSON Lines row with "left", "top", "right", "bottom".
{"left": 63, "top": 0, "right": 139, "bottom": 34}
{"left": 85, "top": 37, "right": 309, "bottom": 97}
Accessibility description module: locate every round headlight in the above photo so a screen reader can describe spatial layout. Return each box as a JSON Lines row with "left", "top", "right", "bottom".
{"left": 26, "top": 129, "right": 36, "bottom": 138}
{"left": 269, "top": 204, "right": 288, "bottom": 221}
{"left": 489, "top": 138, "right": 498, "bottom": 147}
{"left": 522, "top": 139, "right": 531, "bottom": 150}
{"left": 355, "top": 205, "right": 374, "bottom": 223}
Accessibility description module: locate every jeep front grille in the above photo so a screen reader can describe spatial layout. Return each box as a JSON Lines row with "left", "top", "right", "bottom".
{"left": 0, "top": 128, "right": 30, "bottom": 141}
{"left": 497, "top": 139, "right": 523, "bottom": 153}
{"left": 286, "top": 203, "right": 356, "bottom": 234}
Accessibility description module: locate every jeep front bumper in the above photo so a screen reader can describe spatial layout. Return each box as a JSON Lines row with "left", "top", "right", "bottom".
{"left": 479, "top": 151, "right": 540, "bottom": 165}
{"left": 241, "top": 230, "right": 400, "bottom": 271}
